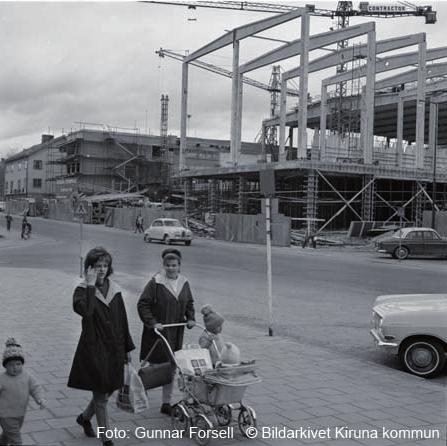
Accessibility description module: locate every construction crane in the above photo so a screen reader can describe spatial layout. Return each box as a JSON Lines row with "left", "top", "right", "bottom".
{"left": 146, "top": 1, "right": 436, "bottom": 23}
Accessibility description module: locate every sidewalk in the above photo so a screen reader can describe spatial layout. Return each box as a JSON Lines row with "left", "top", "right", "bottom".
{"left": 0, "top": 267, "right": 445, "bottom": 446}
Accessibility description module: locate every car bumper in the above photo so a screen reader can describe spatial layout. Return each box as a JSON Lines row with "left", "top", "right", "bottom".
{"left": 376, "top": 249, "right": 388, "bottom": 253}
{"left": 370, "top": 328, "right": 398, "bottom": 352}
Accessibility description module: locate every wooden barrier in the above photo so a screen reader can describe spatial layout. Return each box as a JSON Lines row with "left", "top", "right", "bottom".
{"left": 214, "top": 212, "right": 290, "bottom": 247}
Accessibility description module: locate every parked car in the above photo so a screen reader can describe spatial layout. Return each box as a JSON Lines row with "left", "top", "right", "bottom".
{"left": 143, "top": 218, "right": 193, "bottom": 245}
{"left": 371, "top": 293, "right": 447, "bottom": 378}
{"left": 375, "top": 227, "right": 447, "bottom": 260}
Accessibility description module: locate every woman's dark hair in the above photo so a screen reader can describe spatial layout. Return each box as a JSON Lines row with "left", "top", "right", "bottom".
{"left": 84, "top": 247, "right": 113, "bottom": 277}
{"left": 162, "top": 248, "right": 182, "bottom": 265}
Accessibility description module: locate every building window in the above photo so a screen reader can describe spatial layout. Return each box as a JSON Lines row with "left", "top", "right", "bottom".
{"left": 4, "top": 182, "right": 7, "bottom": 193}
{"left": 18, "top": 179, "right": 21, "bottom": 191}
{"left": 33, "top": 160, "right": 43, "bottom": 170}
{"left": 33, "top": 178, "right": 42, "bottom": 188}
{"left": 18, "top": 162, "right": 21, "bottom": 171}
{"left": 10, "top": 182, "right": 13, "bottom": 193}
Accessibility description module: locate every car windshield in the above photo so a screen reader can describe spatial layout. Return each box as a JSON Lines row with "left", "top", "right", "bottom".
{"left": 164, "top": 220, "right": 182, "bottom": 227}
{"left": 392, "top": 230, "right": 405, "bottom": 238}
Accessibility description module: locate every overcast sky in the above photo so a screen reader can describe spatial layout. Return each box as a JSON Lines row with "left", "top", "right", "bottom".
{"left": 0, "top": 1, "right": 446, "bottom": 158}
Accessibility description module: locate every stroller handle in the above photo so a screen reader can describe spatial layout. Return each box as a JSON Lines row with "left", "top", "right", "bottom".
{"left": 157, "top": 322, "right": 206, "bottom": 331}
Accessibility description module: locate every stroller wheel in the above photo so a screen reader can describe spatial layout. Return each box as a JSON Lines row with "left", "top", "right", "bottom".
{"left": 171, "top": 403, "right": 191, "bottom": 432}
{"left": 192, "top": 414, "right": 213, "bottom": 446}
{"left": 238, "top": 405, "right": 257, "bottom": 438}
{"left": 215, "top": 404, "right": 232, "bottom": 426}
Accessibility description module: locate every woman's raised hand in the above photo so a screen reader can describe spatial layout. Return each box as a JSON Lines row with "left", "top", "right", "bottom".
{"left": 85, "top": 266, "right": 97, "bottom": 286}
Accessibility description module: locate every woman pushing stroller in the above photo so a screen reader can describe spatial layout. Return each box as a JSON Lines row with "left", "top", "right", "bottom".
{"left": 137, "top": 248, "right": 195, "bottom": 415}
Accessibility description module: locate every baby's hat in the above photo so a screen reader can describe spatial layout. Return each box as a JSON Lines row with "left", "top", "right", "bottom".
{"left": 201, "top": 304, "right": 224, "bottom": 333}
{"left": 2, "top": 337, "right": 24, "bottom": 367}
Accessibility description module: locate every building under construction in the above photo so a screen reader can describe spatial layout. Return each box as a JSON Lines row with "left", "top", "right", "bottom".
{"left": 174, "top": 3, "right": 447, "bottom": 232}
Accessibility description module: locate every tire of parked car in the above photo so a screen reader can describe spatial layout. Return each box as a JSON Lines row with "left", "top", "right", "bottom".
{"left": 144, "top": 235, "right": 151, "bottom": 243}
{"left": 393, "top": 246, "right": 409, "bottom": 260}
{"left": 163, "top": 235, "right": 171, "bottom": 245}
{"left": 398, "top": 337, "right": 446, "bottom": 378}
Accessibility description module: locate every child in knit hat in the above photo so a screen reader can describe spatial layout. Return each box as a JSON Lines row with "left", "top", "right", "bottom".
{"left": 198, "top": 305, "right": 240, "bottom": 366}
{"left": 199, "top": 305, "right": 225, "bottom": 365}
{"left": 0, "top": 338, "right": 46, "bottom": 445}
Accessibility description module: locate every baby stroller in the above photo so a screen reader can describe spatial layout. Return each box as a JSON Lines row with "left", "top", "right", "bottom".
{"left": 154, "top": 323, "right": 261, "bottom": 446}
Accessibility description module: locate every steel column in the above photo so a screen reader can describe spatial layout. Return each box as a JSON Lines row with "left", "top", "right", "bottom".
{"left": 279, "top": 74, "right": 288, "bottom": 160}
{"left": 415, "top": 39, "right": 427, "bottom": 169}
{"left": 230, "top": 36, "right": 240, "bottom": 166}
{"left": 396, "top": 97, "right": 404, "bottom": 167}
{"left": 180, "top": 62, "right": 189, "bottom": 172}
{"left": 298, "top": 11, "right": 309, "bottom": 159}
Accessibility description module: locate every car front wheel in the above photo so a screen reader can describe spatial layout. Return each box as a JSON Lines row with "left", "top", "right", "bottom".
{"left": 399, "top": 338, "right": 446, "bottom": 378}
{"left": 163, "top": 235, "right": 171, "bottom": 245}
{"left": 394, "top": 246, "right": 409, "bottom": 260}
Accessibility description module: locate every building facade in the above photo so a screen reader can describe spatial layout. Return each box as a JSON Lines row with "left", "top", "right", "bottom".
{"left": 4, "top": 135, "right": 64, "bottom": 201}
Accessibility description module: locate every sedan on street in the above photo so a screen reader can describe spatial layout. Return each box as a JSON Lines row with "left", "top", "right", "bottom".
{"left": 371, "top": 293, "right": 447, "bottom": 378}
{"left": 143, "top": 218, "right": 193, "bottom": 245}
{"left": 375, "top": 227, "right": 447, "bottom": 260}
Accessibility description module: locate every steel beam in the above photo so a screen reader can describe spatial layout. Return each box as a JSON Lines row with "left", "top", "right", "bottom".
{"left": 319, "top": 85, "right": 328, "bottom": 160}
{"left": 364, "top": 29, "right": 376, "bottom": 165}
{"left": 180, "top": 62, "right": 188, "bottom": 172}
{"left": 375, "top": 62, "right": 447, "bottom": 91}
{"left": 323, "top": 42, "right": 447, "bottom": 87}
{"left": 284, "top": 33, "right": 424, "bottom": 80}
{"left": 415, "top": 39, "right": 427, "bottom": 169}
{"left": 185, "top": 8, "right": 304, "bottom": 63}
{"left": 230, "top": 37, "right": 240, "bottom": 166}
{"left": 240, "top": 22, "right": 375, "bottom": 74}
{"left": 396, "top": 97, "right": 404, "bottom": 167}
{"left": 298, "top": 11, "right": 309, "bottom": 159}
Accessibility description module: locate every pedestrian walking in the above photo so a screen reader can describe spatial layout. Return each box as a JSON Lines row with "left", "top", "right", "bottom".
{"left": 20, "top": 217, "right": 27, "bottom": 240}
{"left": 5, "top": 214, "right": 12, "bottom": 232}
{"left": 68, "top": 247, "right": 135, "bottom": 446}
{"left": 0, "top": 338, "right": 46, "bottom": 446}
{"left": 135, "top": 214, "right": 144, "bottom": 233}
{"left": 137, "top": 248, "right": 195, "bottom": 415}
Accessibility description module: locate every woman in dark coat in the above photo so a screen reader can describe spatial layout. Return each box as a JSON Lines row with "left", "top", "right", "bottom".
{"left": 68, "top": 247, "right": 135, "bottom": 446}
{"left": 137, "top": 248, "right": 195, "bottom": 415}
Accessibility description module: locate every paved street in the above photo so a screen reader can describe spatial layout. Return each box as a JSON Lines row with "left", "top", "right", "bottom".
{"left": 0, "top": 217, "right": 446, "bottom": 445}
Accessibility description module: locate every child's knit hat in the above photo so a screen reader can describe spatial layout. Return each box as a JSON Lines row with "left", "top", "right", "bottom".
{"left": 201, "top": 304, "right": 224, "bottom": 334}
{"left": 2, "top": 337, "right": 25, "bottom": 367}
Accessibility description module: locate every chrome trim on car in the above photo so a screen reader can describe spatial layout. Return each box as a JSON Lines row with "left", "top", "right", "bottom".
{"left": 370, "top": 328, "right": 398, "bottom": 348}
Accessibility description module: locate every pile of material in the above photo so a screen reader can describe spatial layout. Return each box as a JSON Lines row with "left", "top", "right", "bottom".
{"left": 290, "top": 230, "right": 345, "bottom": 247}
{"left": 188, "top": 218, "right": 215, "bottom": 238}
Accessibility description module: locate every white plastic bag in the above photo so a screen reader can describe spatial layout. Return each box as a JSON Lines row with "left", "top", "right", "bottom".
{"left": 116, "top": 364, "right": 149, "bottom": 413}
{"left": 175, "top": 348, "right": 213, "bottom": 375}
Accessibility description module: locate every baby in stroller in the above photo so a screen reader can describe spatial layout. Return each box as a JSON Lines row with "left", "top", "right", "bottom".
{"left": 198, "top": 305, "right": 240, "bottom": 367}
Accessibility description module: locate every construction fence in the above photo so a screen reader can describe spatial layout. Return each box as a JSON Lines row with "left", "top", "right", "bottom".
{"left": 105, "top": 207, "right": 185, "bottom": 231}
{"left": 214, "top": 213, "right": 290, "bottom": 247}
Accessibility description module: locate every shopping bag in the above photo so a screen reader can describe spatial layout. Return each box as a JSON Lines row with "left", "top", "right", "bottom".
{"left": 138, "top": 361, "right": 174, "bottom": 390}
{"left": 175, "top": 348, "right": 212, "bottom": 376}
{"left": 117, "top": 364, "right": 149, "bottom": 413}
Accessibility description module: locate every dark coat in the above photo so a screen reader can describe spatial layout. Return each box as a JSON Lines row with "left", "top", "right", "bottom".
{"left": 68, "top": 279, "right": 135, "bottom": 393}
{"left": 138, "top": 272, "right": 195, "bottom": 363}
